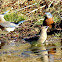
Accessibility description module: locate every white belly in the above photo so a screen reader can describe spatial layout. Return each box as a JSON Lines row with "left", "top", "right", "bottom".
{"left": 38, "top": 33, "right": 47, "bottom": 43}
{"left": 5, "top": 27, "right": 15, "bottom": 32}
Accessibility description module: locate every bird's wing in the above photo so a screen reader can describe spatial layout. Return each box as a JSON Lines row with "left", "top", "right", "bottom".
{"left": 17, "top": 20, "right": 25, "bottom": 26}
{"left": 0, "top": 22, "right": 17, "bottom": 28}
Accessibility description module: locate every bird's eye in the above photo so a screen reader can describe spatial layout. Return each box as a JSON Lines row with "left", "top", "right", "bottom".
{"left": 46, "top": 26, "right": 48, "bottom": 28}
{"left": 45, "top": 26, "right": 49, "bottom": 28}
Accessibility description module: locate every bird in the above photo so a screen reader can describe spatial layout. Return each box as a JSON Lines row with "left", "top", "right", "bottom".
{"left": 24, "top": 26, "right": 49, "bottom": 46}
{"left": 43, "top": 12, "right": 54, "bottom": 28}
{"left": 38, "top": 26, "right": 49, "bottom": 43}
{"left": 24, "top": 26, "right": 49, "bottom": 62}
{"left": 0, "top": 12, "right": 25, "bottom": 32}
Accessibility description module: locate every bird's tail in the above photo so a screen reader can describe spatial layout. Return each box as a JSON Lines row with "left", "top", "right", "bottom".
{"left": 16, "top": 20, "right": 25, "bottom": 27}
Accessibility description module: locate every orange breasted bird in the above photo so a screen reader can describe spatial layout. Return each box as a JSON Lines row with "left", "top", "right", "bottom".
{"left": 43, "top": 12, "right": 54, "bottom": 28}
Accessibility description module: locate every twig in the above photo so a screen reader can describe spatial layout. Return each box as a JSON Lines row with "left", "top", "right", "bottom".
{"left": 16, "top": 3, "right": 37, "bottom": 12}
{"left": 48, "top": 1, "right": 53, "bottom": 8}
{"left": 38, "top": 18, "right": 44, "bottom": 21}
{"left": 26, "top": 5, "right": 46, "bottom": 15}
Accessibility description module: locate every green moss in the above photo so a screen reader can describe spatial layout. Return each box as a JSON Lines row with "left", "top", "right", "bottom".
{"left": 4, "top": 12, "right": 27, "bottom": 23}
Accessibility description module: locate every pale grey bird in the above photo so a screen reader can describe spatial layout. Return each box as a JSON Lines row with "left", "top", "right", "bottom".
{"left": 24, "top": 26, "right": 49, "bottom": 44}
{"left": 0, "top": 11, "right": 25, "bottom": 32}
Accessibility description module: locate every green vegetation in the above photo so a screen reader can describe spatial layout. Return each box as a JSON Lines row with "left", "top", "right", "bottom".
{"left": 4, "top": 12, "right": 27, "bottom": 23}
{"left": 52, "top": 11, "right": 61, "bottom": 23}
{"left": 31, "top": 41, "right": 42, "bottom": 47}
{"left": 54, "top": 33, "right": 61, "bottom": 37}
{"left": 53, "top": 14, "right": 61, "bottom": 23}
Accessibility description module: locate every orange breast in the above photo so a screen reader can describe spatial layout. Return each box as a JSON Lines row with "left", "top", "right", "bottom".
{"left": 45, "top": 18, "right": 54, "bottom": 25}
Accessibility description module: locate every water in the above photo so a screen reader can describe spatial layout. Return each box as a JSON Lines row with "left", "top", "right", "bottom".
{"left": 0, "top": 35, "right": 62, "bottom": 62}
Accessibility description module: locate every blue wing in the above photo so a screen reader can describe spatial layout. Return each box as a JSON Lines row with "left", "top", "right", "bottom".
{"left": 18, "top": 20, "right": 25, "bottom": 25}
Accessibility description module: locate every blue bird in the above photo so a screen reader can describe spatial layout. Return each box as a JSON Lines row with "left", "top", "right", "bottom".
{"left": 43, "top": 12, "right": 54, "bottom": 28}
{"left": 0, "top": 11, "right": 25, "bottom": 32}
